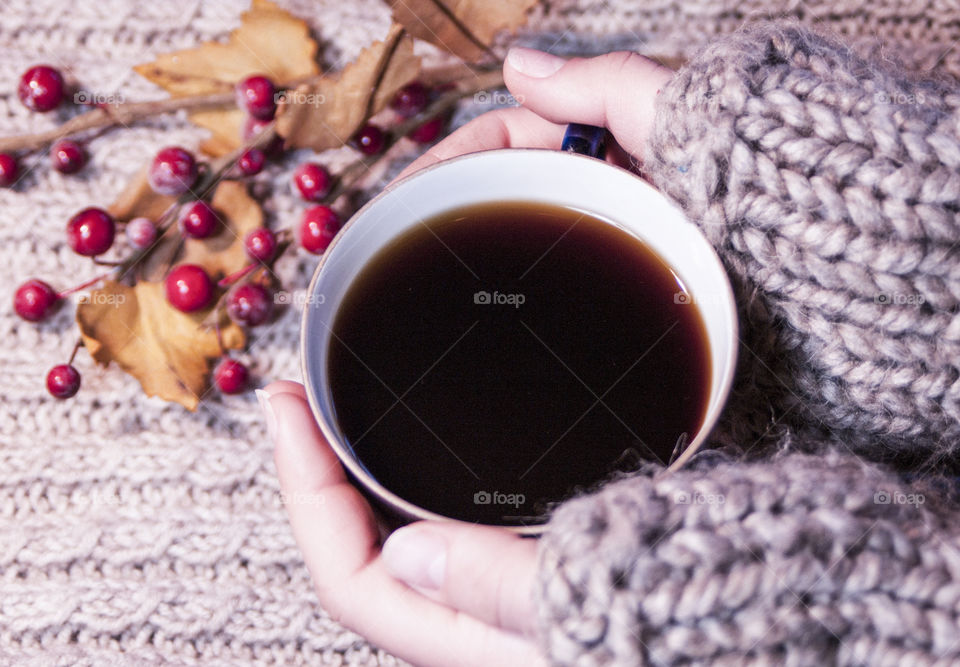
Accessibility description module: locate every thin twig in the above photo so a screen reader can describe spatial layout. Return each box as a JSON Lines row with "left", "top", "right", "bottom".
{"left": 67, "top": 338, "right": 83, "bottom": 365}
{"left": 79, "top": 69, "right": 507, "bottom": 300}
{"left": 0, "top": 91, "right": 237, "bottom": 152}
{"left": 320, "top": 68, "right": 504, "bottom": 205}
{"left": 0, "top": 64, "right": 503, "bottom": 155}
{"left": 218, "top": 263, "right": 258, "bottom": 288}
{"left": 57, "top": 271, "right": 115, "bottom": 297}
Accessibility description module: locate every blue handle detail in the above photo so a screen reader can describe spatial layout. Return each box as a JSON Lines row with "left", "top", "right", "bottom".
{"left": 561, "top": 123, "right": 606, "bottom": 159}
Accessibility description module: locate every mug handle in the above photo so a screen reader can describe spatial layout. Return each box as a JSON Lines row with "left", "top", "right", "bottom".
{"left": 561, "top": 123, "right": 606, "bottom": 159}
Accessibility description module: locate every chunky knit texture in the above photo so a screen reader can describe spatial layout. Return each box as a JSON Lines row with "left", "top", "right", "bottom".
{"left": 539, "top": 450, "right": 960, "bottom": 665}
{"left": 537, "top": 22, "right": 960, "bottom": 666}
{"left": 647, "top": 23, "right": 960, "bottom": 464}
{"left": 3, "top": 0, "right": 960, "bottom": 664}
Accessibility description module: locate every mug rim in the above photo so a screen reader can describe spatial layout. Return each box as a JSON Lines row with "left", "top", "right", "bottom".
{"left": 300, "top": 147, "right": 738, "bottom": 535}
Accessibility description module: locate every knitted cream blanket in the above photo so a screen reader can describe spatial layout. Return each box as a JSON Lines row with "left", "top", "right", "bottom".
{"left": 1, "top": 0, "right": 957, "bottom": 663}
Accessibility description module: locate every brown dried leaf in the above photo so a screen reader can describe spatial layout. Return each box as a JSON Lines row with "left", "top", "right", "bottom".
{"left": 192, "top": 109, "right": 249, "bottom": 158}
{"left": 108, "top": 168, "right": 176, "bottom": 223}
{"left": 134, "top": 0, "right": 317, "bottom": 94}
{"left": 276, "top": 23, "right": 421, "bottom": 152}
{"left": 389, "top": 0, "right": 537, "bottom": 63}
{"left": 108, "top": 177, "right": 261, "bottom": 282}
{"left": 106, "top": 168, "right": 183, "bottom": 281}
{"left": 133, "top": 0, "right": 320, "bottom": 155}
{"left": 77, "top": 281, "right": 245, "bottom": 411}
{"left": 178, "top": 180, "right": 263, "bottom": 280}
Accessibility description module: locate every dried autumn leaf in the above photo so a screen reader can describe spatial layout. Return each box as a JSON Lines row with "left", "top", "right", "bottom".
{"left": 133, "top": 0, "right": 319, "bottom": 155}
{"left": 276, "top": 23, "right": 421, "bottom": 152}
{"left": 107, "top": 177, "right": 261, "bottom": 282}
{"left": 389, "top": 0, "right": 537, "bottom": 63}
{"left": 77, "top": 281, "right": 245, "bottom": 411}
{"left": 108, "top": 167, "right": 176, "bottom": 223}
{"left": 179, "top": 180, "right": 263, "bottom": 280}
{"left": 106, "top": 168, "right": 183, "bottom": 282}
{"left": 189, "top": 109, "right": 249, "bottom": 158}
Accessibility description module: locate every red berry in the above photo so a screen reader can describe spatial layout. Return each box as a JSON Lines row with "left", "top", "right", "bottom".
{"left": 292, "top": 162, "right": 332, "bottom": 202}
{"left": 352, "top": 124, "right": 386, "bottom": 155}
{"left": 51, "top": 139, "right": 87, "bottom": 174}
{"left": 47, "top": 364, "right": 81, "bottom": 399}
{"left": 18, "top": 65, "right": 64, "bottom": 112}
{"left": 226, "top": 283, "right": 272, "bottom": 326}
{"left": 178, "top": 201, "right": 218, "bottom": 239}
{"left": 0, "top": 153, "right": 19, "bottom": 187}
{"left": 235, "top": 75, "right": 277, "bottom": 120}
{"left": 242, "top": 117, "right": 283, "bottom": 156}
{"left": 245, "top": 228, "right": 277, "bottom": 262}
{"left": 148, "top": 146, "right": 198, "bottom": 196}
{"left": 238, "top": 148, "right": 265, "bottom": 176}
{"left": 391, "top": 81, "right": 428, "bottom": 118}
{"left": 242, "top": 117, "right": 268, "bottom": 141}
{"left": 409, "top": 116, "right": 445, "bottom": 144}
{"left": 214, "top": 358, "right": 249, "bottom": 394}
{"left": 14, "top": 279, "right": 59, "bottom": 322}
{"left": 165, "top": 264, "right": 214, "bottom": 312}
{"left": 125, "top": 217, "right": 157, "bottom": 249}
{"left": 67, "top": 208, "right": 115, "bottom": 256}
{"left": 299, "top": 205, "right": 340, "bottom": 254}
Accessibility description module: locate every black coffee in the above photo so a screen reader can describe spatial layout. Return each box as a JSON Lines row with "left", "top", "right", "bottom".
{"left": 328, "top": 201, "right": 711, "bottom": 526}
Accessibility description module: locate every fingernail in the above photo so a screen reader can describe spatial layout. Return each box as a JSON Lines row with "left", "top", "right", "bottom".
{"left": 256, "top": 388, "right": 278, "bottom": 442}
{"left": 506, "top": 47, "right": 564, "bottom": 78}
{"left": 382, "top": 527, "right": 447, "bottom": 590}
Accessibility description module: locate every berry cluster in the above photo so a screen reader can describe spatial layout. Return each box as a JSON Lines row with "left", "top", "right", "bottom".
{"left": 1, "top": 66, "right": 93, "bottom": 185}
{"left": 287, "top": 80, "right": 449, "bottom": 252}
{"left": 349, "top": 80, "right": 446, "bottom": 156}
{"left": 11, "top": 73, "right": 454, "bottom": 402}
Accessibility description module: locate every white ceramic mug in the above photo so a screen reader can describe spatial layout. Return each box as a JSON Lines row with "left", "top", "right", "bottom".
{"left": 301, "top": 148, "right": 738, "bottom": 533}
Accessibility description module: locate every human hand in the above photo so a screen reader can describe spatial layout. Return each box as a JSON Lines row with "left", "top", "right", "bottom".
{"left": 263, "top": 381, "right": 543, "bottom": 667}
{"left": 395, "top": 46, "right": 673, "bottom": 181}
{"left": 267, "top": 49, "right": 673, "bottom": 667}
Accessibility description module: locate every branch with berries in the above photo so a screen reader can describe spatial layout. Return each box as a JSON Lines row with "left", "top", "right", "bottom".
{"left": 8, "top": 0, "right": 680, "bottom": 409}
{"left": 6, "top": 0, "right": 533, "bottom": 410}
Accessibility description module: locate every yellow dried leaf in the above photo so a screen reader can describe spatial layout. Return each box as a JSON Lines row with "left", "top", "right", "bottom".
{"left": 192, "top": 109, "right": 249, "bottom": 158}
{"left": 179, "top": 180, "right": 263, "bottom": 280}
{"left": 276, "top": 24, "right": 421, "bottom": 152}
{"left": 107, "top": 177, "right": 261, "bottom": 282}
{"left": 134, "top": 0, "right": 319, "bottom": 155}
{"left": 389, "top": 0, "right": 537, "bottom": 63}
{"left": 77, "top": 281, "right": 245, "bottom": 411}
{"left": 108, "top": 168, "right": 176, "bottom": 223}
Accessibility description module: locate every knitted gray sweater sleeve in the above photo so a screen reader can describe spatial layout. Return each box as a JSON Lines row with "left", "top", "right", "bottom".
{"left": 537, "top": 452, "right": 960, "bottom": 665}
{"left": 535, "top": 24, "right": 960, "bottom": 665}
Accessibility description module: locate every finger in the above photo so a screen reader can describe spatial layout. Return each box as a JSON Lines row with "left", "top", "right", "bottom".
{"left": 394, "top": 105, "right": 566, "bottom": 181}
{"left": 353, "top": 561, "right": 546, "bottom": 667}
{"left": 267, "top": 388, "right": 545, "bottom": 667}
{"left": 382, "top": 521, "right": 539, "bottom": 637}
{"left": 503, "top": 47, "right": 674, "bottom": 160}
{"left": 262, "top": 379, "right": 306, "bottom": 400}
{"left": 270, "top": 390, "right": 379, "bottom": 588}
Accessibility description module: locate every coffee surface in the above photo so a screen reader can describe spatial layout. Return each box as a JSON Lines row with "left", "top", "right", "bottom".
{"left": 328, "top": 202, "right": 710, "bottom": 525}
